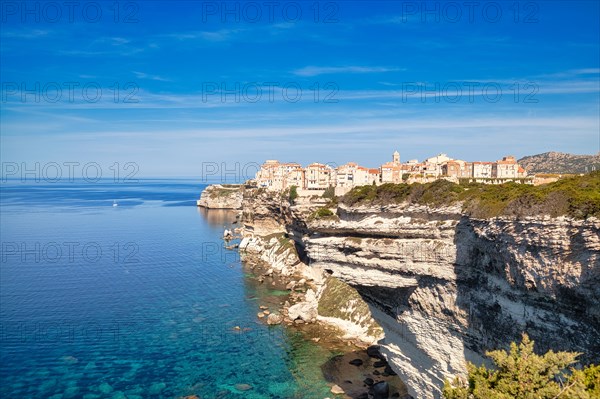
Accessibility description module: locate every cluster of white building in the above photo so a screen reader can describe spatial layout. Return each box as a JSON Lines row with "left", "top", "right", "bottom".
{"left": 255, "top": 151, "right": 528, "bottom": 191}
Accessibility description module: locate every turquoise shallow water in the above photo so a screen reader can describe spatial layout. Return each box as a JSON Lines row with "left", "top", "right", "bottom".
{"left": 0, "top": 180, "right": 340, "bottom": 398}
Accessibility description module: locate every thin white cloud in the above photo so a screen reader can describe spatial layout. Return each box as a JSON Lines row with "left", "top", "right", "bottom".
{"left": 336, "top": 79, "right": 600, "bottom": 100}
{"left": 1, "top": 29, "right": 50, "bottom": 39}
{"left": 293, "top": 66, "right": 404, "bottom": 77}
{"left": 165, "top": 29, "right": 245, "bottom": 42}
{"left": 59, "top": 47, "right": 146, "bottom": 57}
{"left": 107, "top": 37, "right": 131, "bottom": 45}
{"left": 535, "top": 68, "right": 600, "bottom": 79}
{"left": 132, "top": 71, "right": 171, "bottom": 82}
{"left": 4, "top": 116, "right": 597, "bottom": 140}
{"left": 2, "top": 77, "right": 597, "bottom": 112}
{"left": 569, "top": 68, "right": 600, "bottom": 75}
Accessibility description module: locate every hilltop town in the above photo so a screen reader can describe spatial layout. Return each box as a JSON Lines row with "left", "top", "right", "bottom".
{"left": 254, "top": 151, "right": 530, "bottom": 194}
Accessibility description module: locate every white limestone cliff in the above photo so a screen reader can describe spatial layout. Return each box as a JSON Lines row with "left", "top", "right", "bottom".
{"left": 197, "top": 184, "right": 243, "bottom": 209}
{"left": 202, "top": 184, "right": 600, "bottom": 399}
{"left": 305, "top": 203, "right": 599, "bottom": 398}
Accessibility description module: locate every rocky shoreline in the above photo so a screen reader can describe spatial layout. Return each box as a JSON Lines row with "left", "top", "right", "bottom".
{"left": 200, "top": 185, "right": 409, "bottom": 398}
{"left": 238, "top": 243, "right": 410, "bottom": 399}
{"left": 237, "top": 231, "right": 385, "bottom": 344}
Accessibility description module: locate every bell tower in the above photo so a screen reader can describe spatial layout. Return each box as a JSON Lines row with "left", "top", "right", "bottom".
{"left": 393, "top": 150, "right": 400, "bottom": 164}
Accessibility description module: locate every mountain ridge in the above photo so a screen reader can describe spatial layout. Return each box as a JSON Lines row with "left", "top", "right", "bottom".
{"left": 519, "top": 151, "right": 600, "bottom": 174}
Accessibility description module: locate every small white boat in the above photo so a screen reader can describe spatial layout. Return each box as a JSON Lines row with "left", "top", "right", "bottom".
{"left": 113, "top": 200, "right": 119, "bottom": 207}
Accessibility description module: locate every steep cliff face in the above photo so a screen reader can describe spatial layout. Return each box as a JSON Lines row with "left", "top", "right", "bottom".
{"left": 235, "top": 187, "right": 600, "bottom": 399}
{"left": 197, "top": 184, "right": 243, "bottom": 209}
{"left": 305, "top": 203, "right": 600, "bottom": 398}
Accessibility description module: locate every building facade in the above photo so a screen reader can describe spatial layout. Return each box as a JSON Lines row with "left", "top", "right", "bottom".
{"left": 472, "top": 162, "right": 494, "bottom": 178}
{"left": 305, "top": 163, "right": 335, "bottom": 189}
{"left": 253, "top": 152, "right": 528, "bottom": 191}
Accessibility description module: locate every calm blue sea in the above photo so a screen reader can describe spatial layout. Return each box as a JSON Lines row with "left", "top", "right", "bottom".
{"left": 0, "top": 180, "right": 339, "bottom": 399}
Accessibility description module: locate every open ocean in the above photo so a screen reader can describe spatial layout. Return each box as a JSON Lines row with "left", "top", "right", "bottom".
{"left": 0, "top": 179, "right": 340, "bottom": 398}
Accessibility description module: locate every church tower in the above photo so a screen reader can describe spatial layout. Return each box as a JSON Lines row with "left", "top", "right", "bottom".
{"left": 393, "top": 150, "right": 400, "bottom": 164}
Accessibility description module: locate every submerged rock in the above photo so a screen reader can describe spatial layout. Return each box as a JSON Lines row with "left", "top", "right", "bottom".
{"left": 98, "top": 383, "right": 113, "bottom": 394}
{"left": 235, "top": 383, "right": 252, "bottom": 391}
{"left": 267, "top": 313, "right": 283, "bottom": 325}
{"left": 148, "top": 382, "right": 166, "bottom": 395}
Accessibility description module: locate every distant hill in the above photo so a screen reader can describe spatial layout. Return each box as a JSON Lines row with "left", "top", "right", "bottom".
{"left": 518, "top": 152, "right": 600, "bottom": 174}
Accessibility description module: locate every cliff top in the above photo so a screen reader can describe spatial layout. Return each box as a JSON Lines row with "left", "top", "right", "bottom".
{"left": 340, "top": 171, "right": 600, "bottom": 219}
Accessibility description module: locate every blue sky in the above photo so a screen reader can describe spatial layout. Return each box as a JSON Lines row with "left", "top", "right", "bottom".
{"left": 1, "top": 0, "right": 599, "bottom": 177}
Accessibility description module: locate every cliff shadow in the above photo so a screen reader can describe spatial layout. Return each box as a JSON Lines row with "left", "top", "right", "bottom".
{"left": 452, "top": 216, "right": 600, "bottom": 368}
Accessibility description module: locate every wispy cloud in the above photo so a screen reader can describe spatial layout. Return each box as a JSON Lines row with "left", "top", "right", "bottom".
{"left": 1, "top": 29, "right": 50, "bottom": 39}
{"left": 132, "top": 71, "right": 171, "bottom": 82}
{"left": 164, "top": 29, "right": 245, "bottom": 42}
{"left": 103, "top": 37, "right": 131, "bottom": 46}
{"left": 59, "top": 48, "right": 146, "bottom": 57}
{"left": 6, "top": 115, "right": 596, "bottom": 140}
{"left": 293, "top": 65, "right": 404, "bottom": 77}
{"left": 535, "top": 68, "right": 600, "bottom": 79}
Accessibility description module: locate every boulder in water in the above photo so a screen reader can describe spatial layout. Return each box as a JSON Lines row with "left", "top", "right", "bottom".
{"left": 287, "top": 301, "right": 317, "bottom": 322}
{"left": 267, "top": 314, "right": 283, "bottom": 325}
{"left": 330, "top": 384, "right": 344, "bottom": 394}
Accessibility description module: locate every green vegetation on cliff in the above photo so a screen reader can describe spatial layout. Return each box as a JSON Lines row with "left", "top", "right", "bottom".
{"left": 309, "top": 207, "right": 338, "bottom": 221}
{"left": 208, "top": 186, "right": 240, "bottom": 199}
{"left": 443, "top": 334, "right": 599, "bottom": 399}
{"left": 288, "top": 185, "right": 298, "bottom": 203}
{"left": 317, "top": 276, "right": 383, "bottom": 339}
{"left": 341, "top": 172, "right": 600, "bottom": 219}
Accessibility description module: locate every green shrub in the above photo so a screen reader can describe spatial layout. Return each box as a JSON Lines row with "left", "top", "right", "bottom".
{"left": 315, "top": 207, "right": 334, "bottom": 218}
{"left": 322, "top": 185, "right": 336, "bottom": 199}
{"left": 443, "top": 334, "right": 599, "bottom": 399}
{"left": 289, "top": 185, "right": 298, "bottom": 203}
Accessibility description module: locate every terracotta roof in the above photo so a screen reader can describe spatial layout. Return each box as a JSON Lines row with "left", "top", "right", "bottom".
{"left": 307, "top": 163, "right": 327, "bottom": 168}
{"left": 381, "top": 162, "right": 401, "bottom": 168}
